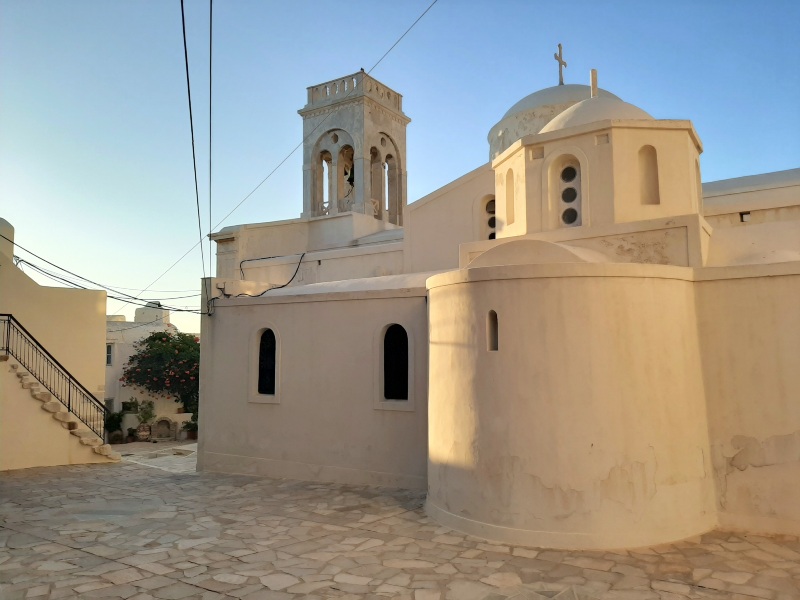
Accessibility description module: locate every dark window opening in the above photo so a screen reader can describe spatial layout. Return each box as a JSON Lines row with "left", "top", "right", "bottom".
{"left": 561, "top": 187, "right": 577, "bottom": 203}
{"left": 561, "top": 166, "right": 577, "bottom": 182}
{"left": 562, "top": 208, "right": 578, "bottom": 224}
{"left": 258, "top": 329, "right": 276, "bottom": 395}
{"left": 488, "top": 311, "right": 499, "bottom": 351}
{"left": 384, "top": 324, "right": 408, "bottom": 400}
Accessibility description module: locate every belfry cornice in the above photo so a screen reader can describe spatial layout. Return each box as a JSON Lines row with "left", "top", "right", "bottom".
{"left": 299, "top": 97, "right": 411, "bottom": 126}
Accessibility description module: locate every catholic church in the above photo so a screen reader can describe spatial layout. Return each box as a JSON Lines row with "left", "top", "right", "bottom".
{"left": 198, "top": 53, "right": 800, "bottom": 550}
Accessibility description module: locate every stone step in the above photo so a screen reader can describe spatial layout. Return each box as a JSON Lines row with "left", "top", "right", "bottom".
{"left": 106, "top": 452, "right": 122, "bottom": 462}
{"left": 33, "top": 391, "right": 52, "bottom": 402}
{"left": 41, "top": 400, "right": 63, "bottom": 413}
{"left": 70, "top": 429, "right": 94, "bottom": 438}
{"left": 94, "top": 444, "right": 113, "bottom": 457}
{"left": 52, "top": 411, "right": 75, "bottom": 424}
{"left": 79, "top": 436, "right": 103, "bottom": 447}
{"left": 0, "top": 354, "right": 8, "bottom": 362}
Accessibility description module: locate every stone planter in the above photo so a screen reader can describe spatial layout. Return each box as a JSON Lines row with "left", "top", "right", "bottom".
{"left": 136, "top": 424, "right": 151, "bottom": 442}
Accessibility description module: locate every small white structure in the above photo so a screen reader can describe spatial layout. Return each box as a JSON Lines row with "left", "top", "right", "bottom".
{"left": 199, "top": 65, "right": 800, "bottom": 550}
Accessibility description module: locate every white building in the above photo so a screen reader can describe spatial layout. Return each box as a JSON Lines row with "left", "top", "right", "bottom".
{"left": 106, "top": 303, "right": 195, "bottom": 440}
{"left": 198, "top": 67, "right": 800, "bottom": 550}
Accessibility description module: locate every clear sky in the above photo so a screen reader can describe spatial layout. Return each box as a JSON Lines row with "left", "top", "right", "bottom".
{"left": 2, "top": 0, "right": 798, "bottom": 333}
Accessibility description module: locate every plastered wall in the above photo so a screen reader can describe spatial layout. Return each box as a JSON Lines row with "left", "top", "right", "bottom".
{"left": 404, "top": 164, "right": 494, "bottom": 273}
{"left": 426, "top": 264, "right": 717, "bottom": 549}
{"left": 0, "top": 244, "right": 106, "bottom": 398}
{"left": 199, "top": 288, "right": 429, "bottom": 489}
{"left": 695, "top": 270, "right": 800, "bottom": 536}
{"left": 0, "top": 363, "right": 107, "bottom": 470}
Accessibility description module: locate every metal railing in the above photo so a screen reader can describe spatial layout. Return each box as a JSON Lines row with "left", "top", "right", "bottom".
{"left": 1, "top": 313, "right": 106, "bottom": 437}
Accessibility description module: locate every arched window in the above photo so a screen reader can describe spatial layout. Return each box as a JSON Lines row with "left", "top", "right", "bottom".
{"left": 487, "top": 311, "right": 498, "bottom": 351}
{"left": 385, "top": 154, "right": 400, "bottom": 225}
{"left": 695, "top": 158, "right": 703, "bottom": 208}
{"left": 383, "top": 324, "right": 408, "bottom": 400}
{"left": 639, "top": 145, "right": 660, "bottom": 205}
{"left": 370, "top": 147, "right": 382, "bottom": 217}
{"left": 338, "top": 145, "right": 355, "bottom": 211}
{"left": 258, "top": 329, "right": 276, "bottom": 395}
{"left": 505, "top": 169, "right": 515, "bottom": 225}
{"left": 316, "top": 151, "right": 333, "bottom": 216}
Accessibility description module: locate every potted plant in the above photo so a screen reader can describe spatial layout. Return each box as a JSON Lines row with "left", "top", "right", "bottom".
{"left": 183, "top": 412, "right": 198, "bottom": 440}
{"left": 135, "top": 400, "right": 156, "bottom": 441}
{"left": 104, "top": 410, "right": 124, "bottom": 444}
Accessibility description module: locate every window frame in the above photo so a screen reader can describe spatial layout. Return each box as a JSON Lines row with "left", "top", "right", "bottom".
{"left": 373, "top": 322, "right": 415, "bottom": 412}
{"left": 249, "top": 325, "right": 281, "bottom": 404}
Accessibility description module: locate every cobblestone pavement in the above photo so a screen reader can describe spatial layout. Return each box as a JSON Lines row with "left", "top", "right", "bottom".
{"left": 1, "top": 461, "right": 799, "bottom": 600}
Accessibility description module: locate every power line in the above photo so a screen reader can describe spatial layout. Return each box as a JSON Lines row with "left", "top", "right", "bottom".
{"left": 7, "top": 236, "right": 206, "bottom": 314}
{"left": 109, "top": 315, "right": 175, "bottom": 332}
{"left": 133, "top": 0, "right": 440, "bottom": 295}
{"left": 180, "top": 0, "right": 207, "bottom": 285}
{"left": 207, "top": 0, "right": 214, "bottom": 315}
{"left": 17, "top": 259, "right": 200, "bottom": 300}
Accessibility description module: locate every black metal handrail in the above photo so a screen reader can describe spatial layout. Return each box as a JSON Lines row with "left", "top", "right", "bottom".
{"left": 0, "top": 313, "right": 107, "bottom": 437}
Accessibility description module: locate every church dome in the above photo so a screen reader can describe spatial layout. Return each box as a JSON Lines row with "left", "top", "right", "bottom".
{"left": 489, "top": 84, "right": 620, "bottom": 160}
{"left": 501, "top": 84, "right": 619, "bottom": 120}
{"left": 540, "top": 95, "right": 652, "bottom": 133}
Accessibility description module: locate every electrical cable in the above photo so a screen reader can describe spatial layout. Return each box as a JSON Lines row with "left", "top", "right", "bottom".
{"left": 109, "top": 315, "right": 176, "bottom": 332}
{"left": 233, "top": 252, "right": 305, "bottom": 298}
{"left": 180, "top": 0, "right": 207, "bottom": 285}
{"left": 12, "top": 250, "right": 205, "bottom": 314}
{"left": 132, "top": 0, "right": 439, "bottom": 295}
{"left": 17, "top": 259, "right": 200, "bottom": 300}
{"left": 207, "top": 0, "right": 214, "bottom": 317}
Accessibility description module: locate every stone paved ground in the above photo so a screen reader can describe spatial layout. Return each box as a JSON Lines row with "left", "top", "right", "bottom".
{"left": 1, "top": 458, "right": 799, "bottom": 600}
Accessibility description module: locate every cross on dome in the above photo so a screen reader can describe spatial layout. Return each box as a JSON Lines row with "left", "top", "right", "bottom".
{"left": 554, "top": 43, "right": 567, "bottom": 85}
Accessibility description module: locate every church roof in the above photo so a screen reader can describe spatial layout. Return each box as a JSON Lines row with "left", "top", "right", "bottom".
{"left": 539, "top": 95, "right": 653, "bottom": 133}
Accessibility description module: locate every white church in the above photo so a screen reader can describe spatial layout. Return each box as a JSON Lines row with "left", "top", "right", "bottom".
{"left": 197, "top": 60, "right": 800, "bottom": 550}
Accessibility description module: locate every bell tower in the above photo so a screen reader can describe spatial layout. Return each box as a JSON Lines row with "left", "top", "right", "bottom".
{"left": 298, "top": 71, "right": 410, "bottom": 225}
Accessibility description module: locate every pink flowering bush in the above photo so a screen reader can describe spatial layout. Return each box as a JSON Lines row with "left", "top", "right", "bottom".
{"left": 121, "top": 331, "right": 200, "bottom": 418}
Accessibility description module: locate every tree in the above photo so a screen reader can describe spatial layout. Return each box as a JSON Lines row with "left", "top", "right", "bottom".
{"left": 121, "top": 331, "right": 200, "bottom": 416}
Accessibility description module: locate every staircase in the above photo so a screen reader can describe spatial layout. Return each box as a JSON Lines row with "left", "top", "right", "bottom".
{"left": 0, "top": 313, "right": 120, "bottom": 465}
{"left": 1, "top": 358, "right": 120, "bottom": 462}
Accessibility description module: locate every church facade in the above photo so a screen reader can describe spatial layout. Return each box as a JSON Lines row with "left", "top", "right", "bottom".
{"left": 198, "top": 68, "right": 800, "bottom": 550}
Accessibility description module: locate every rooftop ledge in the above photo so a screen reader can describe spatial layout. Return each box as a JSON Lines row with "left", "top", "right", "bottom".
{"left": 492, "top": 119, "right": 702, "bottom": 168}
{"left": 298, "top": 71, "right": 408, "bottom": 118}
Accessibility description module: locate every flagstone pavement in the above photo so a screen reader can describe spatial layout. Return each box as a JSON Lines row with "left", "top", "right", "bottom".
{"left": 1, "top": 451, "right": 799, "bottom": 600}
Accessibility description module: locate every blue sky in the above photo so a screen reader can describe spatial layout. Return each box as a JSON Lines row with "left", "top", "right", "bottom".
{"left": 1, "top": 0, "right": 798, "bottom": 333}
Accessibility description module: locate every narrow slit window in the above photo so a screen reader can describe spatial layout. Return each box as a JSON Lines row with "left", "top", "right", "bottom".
{"left": 487, "top": 311, "right": 498, "bottom": 351}
{"left": 384, "top": 324, "right": 408, "bottom": 400}
{"left": 258, "top": 329, "right": 276, "bottom": 395}
{"left": 505, "top": 169, "right": 515, "bottom": 225}
{"left": 638, "top": 145, "right": 660, "bottom": 205}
